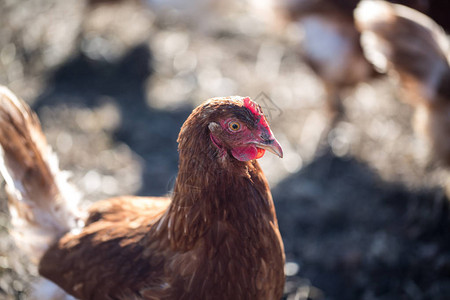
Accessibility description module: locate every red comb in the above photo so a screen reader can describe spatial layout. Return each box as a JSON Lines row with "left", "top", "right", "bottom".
{"left": 243, "top": 97, "right": 269, "bottom": 129}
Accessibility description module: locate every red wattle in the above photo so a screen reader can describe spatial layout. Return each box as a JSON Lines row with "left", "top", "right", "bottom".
{"left": 255, "top": 148, "right": 266, "bottom": 159}
{"left": 231, "top": 146, "right": 266, "bottom": 161}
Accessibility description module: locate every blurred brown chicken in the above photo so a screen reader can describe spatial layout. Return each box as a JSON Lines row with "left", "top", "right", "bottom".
{"left": 0, "top": 87, "right": 285, "bottom": 299}
{"left": 290, "top": 0, "right": 375, "bottom": 119}
{"left": 251, "top": 0, "right": 444, "bottom": 121}
{"left": 355, "top": 0, "right": 450, "bottom": 165}
{"left": 251, "top": 0, "right": 375, "bottom": 120}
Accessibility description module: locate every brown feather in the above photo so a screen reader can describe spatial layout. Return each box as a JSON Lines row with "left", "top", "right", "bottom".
{"left": 34, "top": 96, "right": 285, "bottom": 299}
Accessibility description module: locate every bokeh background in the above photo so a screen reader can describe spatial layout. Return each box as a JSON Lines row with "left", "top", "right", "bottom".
{"left": 0, "top": 0, "right": 450, "bottom": 299}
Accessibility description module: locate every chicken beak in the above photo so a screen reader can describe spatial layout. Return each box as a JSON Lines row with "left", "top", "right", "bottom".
{"left": 250, "top": 124, "right": 283, "bottom": 158}
{"left": 247, "top": 122, "right": 283, "bottom": 158}
{"left": 253, "top": 137, "right": 283, "bottom": 158}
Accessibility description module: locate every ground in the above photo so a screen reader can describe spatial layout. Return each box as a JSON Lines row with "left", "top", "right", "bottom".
{"left": 0, "top": 1, "right": 449, "bottom": 299}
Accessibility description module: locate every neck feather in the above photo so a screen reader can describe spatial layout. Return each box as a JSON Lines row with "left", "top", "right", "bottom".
{"left": 160, "top": 116, "right": 276, "bottom": 250}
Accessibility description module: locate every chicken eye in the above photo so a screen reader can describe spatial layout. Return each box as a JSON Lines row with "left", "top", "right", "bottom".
{"left": 228, "top": 121, "right": 241, "bottom": 132}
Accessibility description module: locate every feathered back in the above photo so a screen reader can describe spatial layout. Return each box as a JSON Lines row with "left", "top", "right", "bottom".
{"left": 0, "top": 86, "right": 83, "bottom": 264}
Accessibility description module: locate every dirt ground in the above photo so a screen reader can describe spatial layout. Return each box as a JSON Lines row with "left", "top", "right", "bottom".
{"left": 0, "top": 1, "right": 449, "bottom": 299}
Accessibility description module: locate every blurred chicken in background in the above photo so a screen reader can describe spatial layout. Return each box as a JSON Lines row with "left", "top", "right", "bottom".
{"left": 251, "top": 0, "right": 374, "bottom": 121}
{"left": 287, "top": 0, "right": 376, "bottom": 121}
{"left": 249, "top": 0, "right": 448, "bottom": 124}
{"left": 355, "top": 0, "right": 450, "bottom": 166}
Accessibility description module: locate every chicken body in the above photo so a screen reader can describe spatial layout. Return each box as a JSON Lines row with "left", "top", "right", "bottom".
{"left": 251, "top": 0, "right": 373, "bottom": 119}
{"left": 0, "top": 90, "right": 285, "bottom": 299}
{"left": 355, "top": 0, "right": 450, "bottom": 165}
{"left": 252, "top": 0, "right": 446, "bottom": 121}
{"left": 297, "top": 9, "right": 372, "bottom": 118}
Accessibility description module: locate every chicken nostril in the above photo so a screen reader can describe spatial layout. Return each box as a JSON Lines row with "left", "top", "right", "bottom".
{"left": 260, "top": 131, "right": 271, "bottom": 141}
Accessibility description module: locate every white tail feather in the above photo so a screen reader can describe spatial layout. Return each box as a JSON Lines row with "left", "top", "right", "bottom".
{"left": 0, "top": 86, "right": 84, "bottom": 264}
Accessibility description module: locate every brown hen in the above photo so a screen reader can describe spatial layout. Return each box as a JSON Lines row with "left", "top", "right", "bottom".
{"left": 250, "top": 0, "right": 443, "bottom": 121}
{"left": 0, "top": 88, "right": 285, "bottom": 300}
{"left": 355, "top": 0, "right": 450, "bottom": 165}
{"left": 250, "top": 0, "right": 374, "bottom": 120}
